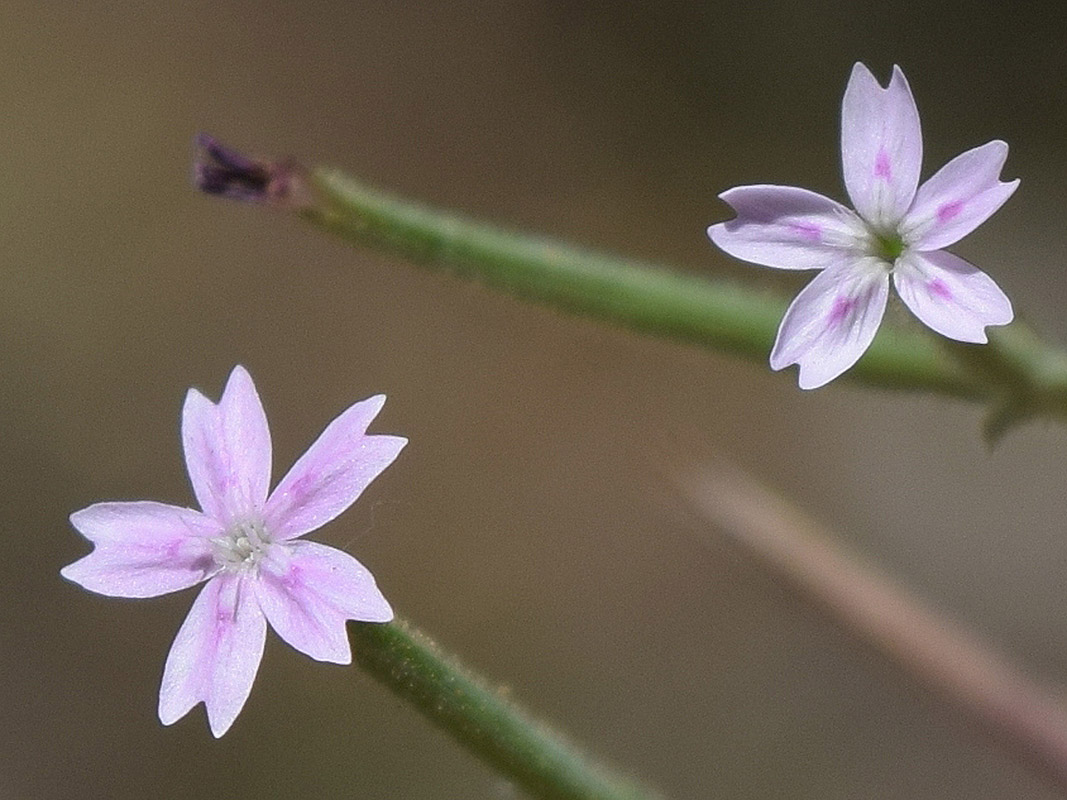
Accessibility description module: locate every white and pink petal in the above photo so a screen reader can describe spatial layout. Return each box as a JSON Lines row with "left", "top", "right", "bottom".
{"left": 182, "top": 365, "right": 272, "bottom": 525}
{"left": 902, "top": 140, "right": 1019, "bottom": 251}
{"left": 894, "top": 250, "right": 1013, "bottom": 343}
{"left": 264, "top": 395, "right": 407, "bottom": 541}
{"left": 841, "top": 63, "right": 922, "bottom": 229}
{"left": 707, "top": 185, "right": 866, "bottom": 269}
{"left": 770, "top": 257, "right": 890, "bottom": 389}
{"left": 61, "top": 501, "right": 221, "bottom": 598}
{"left": 158, "top": 572, "right": 267, "bottom": 738}
{"left": 254, "top": 541, "right": 392, "bottom": 664}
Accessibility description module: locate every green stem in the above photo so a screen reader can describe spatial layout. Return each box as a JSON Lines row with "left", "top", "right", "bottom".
{"left": 228, "top": 154, "right": 1067, "bottom": 431}
{"left": 349, "top": 618, "right": 660, "bottom": 800}
{"left": 302, "top": 169, "right": 985, "bottom": 400}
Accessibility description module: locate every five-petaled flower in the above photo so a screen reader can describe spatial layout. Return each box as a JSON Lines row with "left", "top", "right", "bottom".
{"left": 708, "top": 63, "right": 1017, "bottom": 389}
{"left": 62, "top": 366, "right": 405, "bottom": 737}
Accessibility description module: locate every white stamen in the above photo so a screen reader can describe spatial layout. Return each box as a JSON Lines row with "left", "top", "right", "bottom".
{"left": 211, "top": 518, "right": 272, "bottom": 571}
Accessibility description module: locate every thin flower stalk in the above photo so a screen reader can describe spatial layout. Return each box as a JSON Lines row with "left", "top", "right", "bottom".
{"left": 63, "top": 368, "right": 666, "bottom": 797}
{"left": 681, "top": 466, "right": 1067, "bottom": 796}
{"left": 194, "top": 138, "right": 1067, "bottom": 431}
{"left": 350, "top": 617, "right": 662, "bottom": 800}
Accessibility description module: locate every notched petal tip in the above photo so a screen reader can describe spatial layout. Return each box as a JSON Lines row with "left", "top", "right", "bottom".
{"left": 58, "top": 561, "right": 85, "bottom": 584}
{"left": 219, "top": 364, "right": 266, "bottom": 417}
{"left": 227, "top": 363, "right": 253, "bottom": 384}
{"left": 183, "top": 365, "right": 273, "bottom": 521}
{"left": 372, "top": 600, "right": 395, "bottom": 623}
{"left": 770, "top": 260, "right": 890, "bottom": 390}
{"left": 183, "top": 386, "right": 211, "bottom": 414}
{"left": 706, "top": 221, "right": 731, "bottom": 248}
{"left": 263, "top": 393, "right": 406, "bottom": 541}
{"left": 716, "top": 186, "right": 747, "bottom": 207}
{"left": 254, "top": 541, "right": 392, "bottom": 663}
{"left": 706, "top": 185, "right": 864, "bottom": 270}
{"left": 362, "top": 393, "right": 388, "bottom": 418}
{"left": 904, "top": 140, "right": 1020, "bottom": 250}
{"left": 68, "top": 505, "right": 96, "bottom": 533}
{"left": 60, "top": 502, "right": 222, "bottom": 598}
{"left": 894, "top": 251, "right": 1013, "bottom": 343}
{"left": 158, "top": 575, "right": 266, "bottom": 738}
{"left": 796, "top": 368, "right": 836, "bottom": 391}
{"left": 208, "top": 711, "right": 236, "bottom": 739}
{"left": 848, "top": 61, "right": 876, "bottom": 85}
{"left": 985, "top": 138, "right": 1010, "bottom": 159}
{"left": 849, "top": 63, "right": 911, "bottom": 94}
{"left": 841, "top": 61, "right": 922, "bottom": 228}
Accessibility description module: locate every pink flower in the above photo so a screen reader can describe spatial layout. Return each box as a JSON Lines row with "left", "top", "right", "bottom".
{"left": 708, "top": 63, "right": 1017, "bottom": 389}
{"left": 62, "top": 366, "right": 405, "bottom": 737}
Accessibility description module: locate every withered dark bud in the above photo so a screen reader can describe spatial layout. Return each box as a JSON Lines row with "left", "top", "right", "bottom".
{"left": 192, "top": 133, "right": 309, "bottom": 208}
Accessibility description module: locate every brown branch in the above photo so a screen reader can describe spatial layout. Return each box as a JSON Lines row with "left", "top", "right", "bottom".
{"left": 680, "top": 466, "right": 1067, "bottom": 795}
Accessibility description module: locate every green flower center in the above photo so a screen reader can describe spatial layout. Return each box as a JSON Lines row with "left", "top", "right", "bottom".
{"left": 870, "top": 231, "right": 906, "bottom": 263}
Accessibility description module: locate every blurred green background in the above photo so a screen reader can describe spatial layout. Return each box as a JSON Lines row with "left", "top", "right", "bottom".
{"left": 5, "top": 1, "right": 1067, "bottom": 797}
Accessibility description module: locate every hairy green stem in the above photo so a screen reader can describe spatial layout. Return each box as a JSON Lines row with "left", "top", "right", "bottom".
{"left": 188, "top": 124, "right": 1067, "bottom": 427}
{"left": 187, "top": 127, "right": 1067, "bottom": 429}
{"left": 349, "top": 618, "right": 660, "bottom": 800}
{"left": 301, "top": 169, "right": 982, "bottom": 397}
{"left": 294, "top": 167, "right": 1067, "bottom": 427}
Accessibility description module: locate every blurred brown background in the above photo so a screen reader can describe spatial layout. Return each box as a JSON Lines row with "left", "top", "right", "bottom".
{"left": 4, "top": 1, "right": 1067, "bottom": 797}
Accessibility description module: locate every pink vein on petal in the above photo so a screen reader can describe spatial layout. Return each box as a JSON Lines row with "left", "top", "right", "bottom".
{"left": 874, "top": 147, "right": 892, "bottom": 180}
{"left": 936, "top": 200, "right": 963, "bottom": 223}
{"left": 708, "top": 64, "right": 1016, "bottom": 388}
{"left": 65, "top": 365, "right": 404, "bottom": 738}
{"left": 928, "top": 278, "right": 953, "bottom": 301}
{"left": 788, "top": 222, "right": 823, "bottom": 242}
{"left": 828, "top": 295, "right": 857, "bottom": 327}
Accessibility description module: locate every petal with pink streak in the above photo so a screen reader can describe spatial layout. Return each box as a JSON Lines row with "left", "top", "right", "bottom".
{"left": 902, "top": 140, "right": 1019, "bottom": 251}
{"left": 771, "top": 257, "right": 890, "bottom": 389}
{"left": 255, "top": 540, "right": 392, "bottom": 664}
{"left": 894, "top": 250, "right": 1013, "bottom": 343}
{"left": 158, "top": 572, "right": 267, "bottom": 738}
{"left": 61, "top": 501, "right": 221, "bottom": 598}
{"left": 707, "top": 185, "right": 866, "bottom": 269}
{"left": 264, "top": 395, "right": 406, "bottom": 541}
{"left": 841, "top": 63, "right": 922, "bottom": 229}
{"left": 182, "top": 365, "right": 272, "bottom": 525}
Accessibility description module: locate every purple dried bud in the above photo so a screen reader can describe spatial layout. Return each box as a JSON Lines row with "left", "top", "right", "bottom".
{"left": 192, "top": 133, "right": 308, "bottom": 208}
